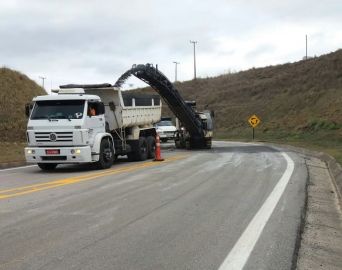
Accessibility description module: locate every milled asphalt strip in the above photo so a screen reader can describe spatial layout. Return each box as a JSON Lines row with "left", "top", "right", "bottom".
{"left": 218, "top": 151, "right": 295, "bottom": 270}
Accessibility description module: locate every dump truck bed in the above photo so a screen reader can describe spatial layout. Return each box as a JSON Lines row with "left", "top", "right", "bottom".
{"left": 83, "top": 87, "right": 161, "bottom": 131}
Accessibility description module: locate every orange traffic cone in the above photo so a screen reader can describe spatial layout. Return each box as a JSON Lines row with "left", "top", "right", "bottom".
{"left": 154, "top": 134, "right": 164, "bottom": 161}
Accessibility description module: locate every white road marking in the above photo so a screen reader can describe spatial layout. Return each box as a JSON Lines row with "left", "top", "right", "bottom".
{"left": 0, "top": 165, "right": 37, "bottom": 172}
{"left": 218, "top": 151, "right": 295, "bottom": 270}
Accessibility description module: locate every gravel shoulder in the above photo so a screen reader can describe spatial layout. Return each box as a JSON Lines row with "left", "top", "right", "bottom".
{"left": 296, "top": 156, "right": 342, "bottom": 270}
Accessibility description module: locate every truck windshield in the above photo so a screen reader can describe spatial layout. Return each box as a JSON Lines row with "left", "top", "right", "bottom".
{"left": 156, "top": 120, "right": 174, "bottom": 127}
{"left": 30, "top": 100, "right": 85, "bottom": 120}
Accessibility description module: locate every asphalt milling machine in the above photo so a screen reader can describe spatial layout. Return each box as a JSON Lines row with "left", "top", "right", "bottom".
{"left": 114, "top": 64, "right": 214, "bottom": 149}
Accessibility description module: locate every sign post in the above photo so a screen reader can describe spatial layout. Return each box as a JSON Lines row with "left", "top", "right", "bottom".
{"left": 248, "top": 115, "right": 261, "bottom": 140}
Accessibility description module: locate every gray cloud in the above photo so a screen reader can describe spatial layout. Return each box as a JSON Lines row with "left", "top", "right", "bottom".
{"left": 245, "top": 44, "right": 276, "bottom": 60}
{"left": 0, "top": 0, "right": 341, "bottom": 90}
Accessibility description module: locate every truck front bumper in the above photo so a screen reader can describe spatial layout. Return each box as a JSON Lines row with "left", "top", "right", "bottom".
{"left": 158, "top": 133, "right": 175, "bottom": 140}
{"left": 25, "top": 146, "right": 93, "bottom": 163}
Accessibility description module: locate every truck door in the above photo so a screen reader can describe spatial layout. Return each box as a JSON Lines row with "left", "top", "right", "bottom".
{"left": 85, "top": 101, "right": 106, "bottom": 142}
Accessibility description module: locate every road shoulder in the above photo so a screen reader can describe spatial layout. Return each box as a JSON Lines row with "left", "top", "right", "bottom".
{"left": 296, "top": 156, "right": 342, "bottom": 270}
{"left": 250, "top": 141, "right": 342, "bottom": 269}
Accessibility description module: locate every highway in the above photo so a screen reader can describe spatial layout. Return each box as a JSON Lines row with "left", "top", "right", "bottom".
{"left": 0, "top": 141, "right": 307, "bottom": 270}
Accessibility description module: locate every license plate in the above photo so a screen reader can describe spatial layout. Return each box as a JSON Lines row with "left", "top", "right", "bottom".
{"left": 45, "top": 149, "right": 60, "bottom": 155}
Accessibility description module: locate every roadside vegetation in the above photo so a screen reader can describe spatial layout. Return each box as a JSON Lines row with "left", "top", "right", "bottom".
{"left": 0, "top": 67, "right": 44, "bottom": 163}
{"left": 0, "top": 67, "right": 45, "bottom": 141}
{"left": 0, "top": 50, "right": 341, "bottom": 164}
{"left": 0, "top": 142, "right": 27, "bottom": 163}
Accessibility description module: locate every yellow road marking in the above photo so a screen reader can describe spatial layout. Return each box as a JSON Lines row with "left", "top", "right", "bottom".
{"left": 0, "top": 154, "right": 188, "bottom": 200}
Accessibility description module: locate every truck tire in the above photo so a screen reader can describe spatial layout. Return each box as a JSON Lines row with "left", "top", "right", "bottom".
{"left": 96, "top": 138, "right": 114, "bottom": 169}
{"left": 37, "top": 163, "right": 57, "bottom": 171}
{"left": 147, "top": 136, "right": 156, "bottom": 159}
{"left": 128, "top": 137, "right": 148, "bottom": 161}
{"left": 161, "top": 138, "right": 168, "bottom": 143}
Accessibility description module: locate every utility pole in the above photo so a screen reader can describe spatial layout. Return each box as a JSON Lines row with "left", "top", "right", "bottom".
{"left": 305, "top": 34, "right": 308, "bottom": 60}
{"left": 173, "top": 61, "right": 180, "bottom": 82}
{"left": 190, "top": 40, "right": 197, "bottom": 79}
{"left": 39, "top": 76, "right": 46, "bottom": 89}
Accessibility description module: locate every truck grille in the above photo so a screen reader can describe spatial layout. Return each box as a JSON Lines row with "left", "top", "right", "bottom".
{"left": 35, "top": 132, "right": 73, "bottom": 142}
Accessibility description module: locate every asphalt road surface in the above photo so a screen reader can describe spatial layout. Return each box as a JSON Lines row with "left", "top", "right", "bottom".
{"left": 0, "top": 141, "right": 307, "bottom": 270}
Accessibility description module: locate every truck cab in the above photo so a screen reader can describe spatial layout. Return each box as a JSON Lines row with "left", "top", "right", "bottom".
{"left": 25, "top": 88, "right": 112, "bottom": 170}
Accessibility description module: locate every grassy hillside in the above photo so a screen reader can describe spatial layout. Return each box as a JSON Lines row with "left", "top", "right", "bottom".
{"left": 0, "top": 67, "right": 45, "bottom": 142}
{"left": 134, "top": 50, "right": 342, "bottom": 163}
{"left": 180, "top": 51, "right": 342, "bottom": 135}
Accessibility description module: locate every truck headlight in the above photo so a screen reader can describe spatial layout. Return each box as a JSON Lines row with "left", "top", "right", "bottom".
{"left": 27, "top": 149, "right": 35, "bottom": 154}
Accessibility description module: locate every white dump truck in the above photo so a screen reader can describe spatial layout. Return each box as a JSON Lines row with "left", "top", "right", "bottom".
{"left": 25, "top": 84, "right": 161, "bottom": 170}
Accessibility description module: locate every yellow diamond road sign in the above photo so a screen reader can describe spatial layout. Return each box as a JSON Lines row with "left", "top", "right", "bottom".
{"left": 248, "top": 115, "right": 261, "bottom": 128}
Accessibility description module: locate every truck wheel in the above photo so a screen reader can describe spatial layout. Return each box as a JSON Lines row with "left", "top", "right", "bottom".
{"left": 147, "top": 136, "right": 156, "bottom": 159}
{"left": 129, "top": 137, "right": 148, "bottom": 161}
{"left": 161, "top": 138, "right": 168, "bottom": 143}
{"left": 96, "top": 138, "right": 114, "bottom": 169}
{"left": 185, "top": 140, "right": 191, "bottom": 150}
{"left": 136, "top": 137, "right": 148, "bottom": 161}
{"left": 37, "top": 163, "right": 57, "bottom": 171}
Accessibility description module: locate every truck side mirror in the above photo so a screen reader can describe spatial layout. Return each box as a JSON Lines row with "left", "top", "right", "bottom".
{"left": 97, "top": 102, "right": 105, "bottom": 115}
{"left": 210, "top": 110, "right": 215, "bottom": 118}
{"left": 25, "top": 103, "right": 33, "bottom": 118}
{"left": 109, "top": 102, "right": 116, "bottom": 111}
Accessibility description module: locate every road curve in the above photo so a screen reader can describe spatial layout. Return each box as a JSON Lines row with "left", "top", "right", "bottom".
{"left": 0, "top": 141, "right": 307, "bottom": 270}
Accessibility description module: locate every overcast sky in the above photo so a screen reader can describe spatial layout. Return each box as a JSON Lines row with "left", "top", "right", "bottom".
{"left": 1, "top": 0, "right": 341, "bottom": 91}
